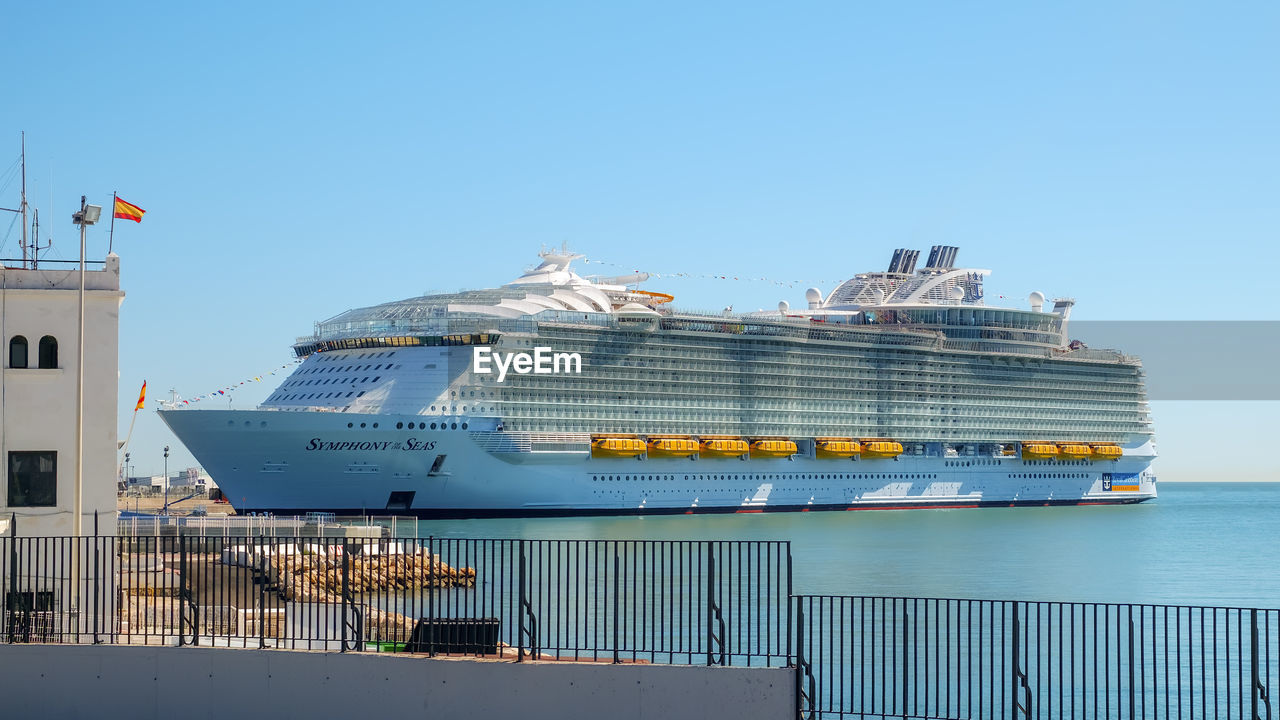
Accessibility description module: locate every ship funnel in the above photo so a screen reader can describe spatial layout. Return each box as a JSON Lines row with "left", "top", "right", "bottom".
{"left": 887, "top": 248, "right": 920, "bottom": 274}
{"left": 925, "top": 245, "right": 960, "bottom": 270}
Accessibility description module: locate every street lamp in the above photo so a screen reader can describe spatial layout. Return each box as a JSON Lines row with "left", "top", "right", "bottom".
{"left": 163, "top": 445, "right": 170, "bottom": 515}
{"left": 70, "top": 196, "right": 100, "bottom": 539}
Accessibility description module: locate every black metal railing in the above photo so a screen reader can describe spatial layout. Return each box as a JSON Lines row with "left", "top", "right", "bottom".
{"left": 5, "top": 533, "right": 1280, "bottom": 720}
{"left": 794, "top": 595, "right": 1278, "bottom": 719}
{"left": 1, "top": 535, "right": 792, "bottom": 667}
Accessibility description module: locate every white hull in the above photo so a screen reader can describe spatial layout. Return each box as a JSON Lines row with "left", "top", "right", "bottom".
{"left": 159, "top": 410, "right": 1157, "bottom": 517}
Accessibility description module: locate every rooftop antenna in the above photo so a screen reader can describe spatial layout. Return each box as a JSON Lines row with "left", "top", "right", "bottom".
{"left": 0, "top": 132, "right": 31, "bottom": 267}
{"left": 20, "top": 132, "right": 28, "bottom": 267}
{"left": 29, "top": 208, "right": 48, "bottom": 269}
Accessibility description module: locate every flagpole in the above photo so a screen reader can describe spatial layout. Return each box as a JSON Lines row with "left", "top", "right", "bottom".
{"left": 116, "top": 411, "right": 138, "bottom": 480}
{"left": 108, "top": 191, "right": 116, "bottom": 254}
{"left": 116, "top": 391, "right": 142, "bottom": 481}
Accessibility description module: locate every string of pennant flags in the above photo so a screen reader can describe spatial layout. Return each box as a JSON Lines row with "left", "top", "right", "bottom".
{"left": 579, "top": 257, "right": 849, "bottom": 290}
{"left": 160, "top": 359, "right": 302, "bottom": 407}
{"left": 581, "top": 257, "right": 1016, "bottom": 300}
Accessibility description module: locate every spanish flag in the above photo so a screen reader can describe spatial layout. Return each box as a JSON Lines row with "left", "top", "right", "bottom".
{"left": 114, "top": 196, "right": 146, "bottom": 223}
{"left": 135, "top": 381, "right": 147, "bottom": 411}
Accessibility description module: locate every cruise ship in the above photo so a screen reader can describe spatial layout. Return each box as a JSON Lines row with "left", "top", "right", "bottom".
{"left": 159, "top": 246, "right": 1156, "bottom": 517}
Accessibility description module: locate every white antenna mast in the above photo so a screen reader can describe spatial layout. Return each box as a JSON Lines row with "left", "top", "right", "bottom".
{"left": 1, "top": 133, "right": 31, "bottom": 266}
{"left": 20, "top": 132, "right": 28, "bottom": 267}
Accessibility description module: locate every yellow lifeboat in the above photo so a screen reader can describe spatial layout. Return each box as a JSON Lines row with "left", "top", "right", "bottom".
{"left": 591, "top": 436, "right": 646, "bottom": 458}
{"left": 646, "top": 437, "right": 699, "bottom": 458}
{"left": 750, "top": 439, "right": 798, "bottom": 458}
{"left": 699, "top": 437, "right": 749, "bottom": 457}
{"left": 1021, "top": 443, "right": 1059, "bottom": 460}
{"left": 1090, "top": 443, "right": 1123, "bottom": 460}
{"left": 860, "top": 440, "right": 904, "bottom": 459}
{"left": 999, "top": 444, "right": 1017, "bottom": 456}
{"left": 816, "top": 438, "right": 861, "bottom": 458}
{"left": 1057, "top": 443, "right": 1092, "bottom": 459}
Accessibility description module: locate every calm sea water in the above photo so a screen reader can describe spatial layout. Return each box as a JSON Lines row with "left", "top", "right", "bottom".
{"left": 413, "top": 482, "right": 1280, "bottom": 608}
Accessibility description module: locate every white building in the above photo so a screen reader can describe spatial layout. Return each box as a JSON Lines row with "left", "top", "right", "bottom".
{"left": 1, "top": 254, "right": 123, "bottom": 537}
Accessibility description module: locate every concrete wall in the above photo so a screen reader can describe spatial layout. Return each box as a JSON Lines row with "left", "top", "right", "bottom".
{"left": 1, "top": 254, "right": 123, "bottom": 537}
{"left": 0, "top": 644, "right": 794, "bottom": 720}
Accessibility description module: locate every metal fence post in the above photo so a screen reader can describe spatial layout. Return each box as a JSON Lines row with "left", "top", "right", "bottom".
{"left": 178, "top": 536, "right": 187, "bottom": 647}
{"left": 707, "top": 543, "right": 718, "bottom": 666}
{"left": 794, "top": 596, "right": 815, "bottom": 720}
{"left": 92, "top": 512, "right": 100, "bottom": 644}
{"left": 5, "top": 519, "right": 17, "bottom": 644}
{"left": 1253, "top": 608, "right": 1273, "bottom": 720}
{"left": 341, "top": 538, "right": 350, "bottom": 653}
{"left": 795, "top": 597, "right": 805, "bottom": 720}
{"left": 613, "top": 544, "right": 620, "bottom": 664}
{"left": 1011, "top": 601, "right": 1032, "bottom": 720}
{"left": 427, "top": 536, "right": 436, "bottom": 658}
{"left": 258, "top": 539, "right": 267, "bottom": 650}
{"left": 1129, "top": 606, "right": 1137, "bottom": 720}
{"left": 902, "top": 601, "right": 910, "bottom": 718}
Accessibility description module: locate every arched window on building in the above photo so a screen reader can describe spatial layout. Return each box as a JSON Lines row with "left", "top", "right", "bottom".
{"left": 9, "top": 335, "right": 28, "bottom": 369}
{"left": 38, "top": 336, "right": 58, "bottom": 369}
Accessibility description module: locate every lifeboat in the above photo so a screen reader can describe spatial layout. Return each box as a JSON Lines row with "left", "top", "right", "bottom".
{"left": 591, "top": 436, "right": 646, "bottom": 458}
{"left": 1057, "top": 443, "right": 1092, "bottom": 459}
{"left": 1090, "top": 443, "right": 1123, "bottom": 460}
{"left": 816, "top": 438, "right": 861, "bottom": 458}
{"left": 999, "top": 444, "right": 1017, "bottom": 456}
{"left": 750, "top": 439, "right": 798, "bottom": 458}
{"left": 699, "top": 438, "right": 749, "bottom": 457}
{"left": 646, "top": 437, "right": 699, "bottom": 458}
{"left": 1021, "top": 443, "right": 1059, "bottom": 460}
{"left": 860, "top": 440, "right": 903, "bottom": 459}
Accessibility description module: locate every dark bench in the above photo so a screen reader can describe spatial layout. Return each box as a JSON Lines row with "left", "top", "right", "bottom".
{"left": 406, "top": 617, "right": 500, "bottom": 654}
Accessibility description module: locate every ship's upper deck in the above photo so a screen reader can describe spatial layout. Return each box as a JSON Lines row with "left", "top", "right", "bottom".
{"left": 296, "top": 246, "right": 1109, "bottom": 362}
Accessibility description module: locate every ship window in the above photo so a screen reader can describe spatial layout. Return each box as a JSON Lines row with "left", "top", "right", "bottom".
{"left": 396, "top": 422, "right": 403, "bottom": 429}
{"left": 430, "top": 423, "right": 437, "bottom": 430}
{"left": 357, "top": 392, "right": 365, "bottom": 397}
{"left": 38, "top": 336, "right": 58, "bottom": 369}
{"left": 461, "top": 423, "right": 468, "bottom": 430}
{"left": 8, "top": 450, "right": 56, "bottom": 507}
{"left": 360, "top": 423, "right": 367, "bottom": 428}
{"left": 8, "top": 336, "right": 28, "bottom": 368}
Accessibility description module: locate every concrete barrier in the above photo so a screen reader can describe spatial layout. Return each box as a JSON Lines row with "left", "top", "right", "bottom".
{"left": 0, "top": 644, "right": 794, "bottom": 719}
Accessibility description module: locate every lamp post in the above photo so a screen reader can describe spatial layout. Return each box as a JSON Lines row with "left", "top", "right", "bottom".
{"left": 163, "top": 445, "right": 170, "bottom": 515}
{"left": 68, "top": 197, "right": 100, "bottom": 637}
{"left": 70, "top": 197, "right": 101, "bottom": 538}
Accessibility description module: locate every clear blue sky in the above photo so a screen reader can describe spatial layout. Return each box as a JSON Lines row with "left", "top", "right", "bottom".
{"left": 2, "top": 2, "right": 1276, "bottom": 479}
